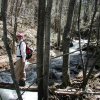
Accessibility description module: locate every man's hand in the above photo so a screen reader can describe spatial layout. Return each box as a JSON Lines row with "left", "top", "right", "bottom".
{"left": 14, "top": 62, "right": 16, "bottom": 65}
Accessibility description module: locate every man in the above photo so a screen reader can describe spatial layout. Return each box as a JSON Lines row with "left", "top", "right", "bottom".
{"left": 15, "top": 32, "right": 26, "bottom": 86}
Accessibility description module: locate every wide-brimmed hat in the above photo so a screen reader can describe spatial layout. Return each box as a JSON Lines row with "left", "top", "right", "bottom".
{"left": 16, "top": 32, "right": 24, "bottom": 38}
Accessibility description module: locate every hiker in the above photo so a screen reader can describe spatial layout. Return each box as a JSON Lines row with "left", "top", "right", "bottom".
{"left": 15, "top": 32, "right": 26, "bottom": 86}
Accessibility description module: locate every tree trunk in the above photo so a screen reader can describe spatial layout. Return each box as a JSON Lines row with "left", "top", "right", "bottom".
{"left": 82, "top": 0, "right": 98, "bottom": 90}
{"left": 9, "top": 0, "right": 15, "bottom": 26}
{"left": 77, "top": 0, "right": 86, "bottom": 85}
{"left": 83, "top": 0, "right": 90, "bottom": 22}
{"left": 43, "top": 0, "right": 52, "bottom": 99}
{"left": 12, "top": 0, "right": 18, "bottom": 54}
{"left": 37, "top": 0, "right": 46, "bottom": 100}
{"left": 12, "top": 0, "right": 22, "bottom": 54}
{"left": 57, "top": 0, "right": 63, "bottom": 48}
{"left": 62, "top": 0, "right": 76, "bottom": 87}
{"left": 0, "top": 0, "right": 1, "bottom": 12}
{"left": 71, "top": 2, "right": 78, "bottom": 39}
{"left": 2, "top": 0, "right": 22, "bottom": 100}
{"left": 96, "top": 14, "right": 100, "bottom": 47}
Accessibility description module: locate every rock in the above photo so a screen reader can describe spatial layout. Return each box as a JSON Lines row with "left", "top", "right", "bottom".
{"left": 82, "top": 43, "right": 96, "bottom": 52}
{"left": 76, "top": 71, "right": 83, "bottom": 79}
{"left": 94, "top": 65, "right": 100, "bottom": 70}
{"left": 0, "top": 46, "right": 2, "bottom": 49}
{"left": 77, "top": 65, "right": 82, "bottom": 69}
{"left": 49, "top": 70, "right": 57, "bottom": 80}
{"left": 49, "top": 80, "right": 54, "bottom": 86}
{"left": 94, "top": 72, "right": 100, "bottom": 78}
{"left": 54, "top": 67, "right": 62, "bottom": 72}
{"left": 95, "top": 86, "right": 100, "bottom": 90}
{"left": 50, "top": 50, "right": 56, "bottom": 57}
{"left": 69, "top": 42, "right": 73, "bottom": 47}
{"left": 96, "top": 98, "right": 100, "bottom": 100}
{"left": 71, "top": 69, "right": 79, "bottom": 74}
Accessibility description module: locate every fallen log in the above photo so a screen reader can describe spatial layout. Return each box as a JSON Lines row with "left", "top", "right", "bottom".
{"left": 0, "top": 82, "right": 38, "bottom": 92}
{"left": 55, "top": 89, "right": 81, "bottom": 96}
{"left": 55, "top": 89, "right": 100, "bottom": 96}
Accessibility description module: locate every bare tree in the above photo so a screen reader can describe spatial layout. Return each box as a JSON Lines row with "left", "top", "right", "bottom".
{"left": 96, "top": 13, "right": 100, "bottom": 47}
{"left": 2, "top": 0, "right": 22, "bottom": 100}
{"left": 57, "top": 0, "right": 63, "bottom": 48}
{"left": 43, "top": 0, "right": 53, "bottom": 99}
{"left": 12, "top": 0, "right": 22, "bottom": 54}
{"left": 0, "top": 0, "right": 1, "bottom": 11}
{"left": 62, "top": 0, "right": 76, "bottom": 87}
{"left": 82, "top": 0, "right": 98, "bottom": 90}
{"left": 12, "top": 0, "right": 18, "bottom": 54}
{"left": 8, "top": 0, "right": 15, "bottom": 25}
{"left": 77, "top": 0, "right": 86, "bottom": 84}
{"left": 83, "top": 0, "right": 90, "bottom": 23}
{"left": 37, "top": 0, "right": 46, "bottom": 100}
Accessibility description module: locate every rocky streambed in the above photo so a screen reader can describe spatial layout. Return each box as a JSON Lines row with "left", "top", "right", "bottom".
{"left": 0, "top": 39, "right": 100, "bottom": 100}
{"left": 0, "top": 39, "right": 87, "bottom": 85}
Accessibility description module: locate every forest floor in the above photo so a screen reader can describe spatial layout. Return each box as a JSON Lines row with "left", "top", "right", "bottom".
{"left": 0, "top": 42, "right": 100, "bottom": 100}
{"left": 0, "top": 25, "right": 100, "bottom": 100}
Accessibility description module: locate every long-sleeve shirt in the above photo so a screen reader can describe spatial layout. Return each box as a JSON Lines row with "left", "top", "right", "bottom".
{"left": 16, "top": 39, "right": 26, "bottom": 62}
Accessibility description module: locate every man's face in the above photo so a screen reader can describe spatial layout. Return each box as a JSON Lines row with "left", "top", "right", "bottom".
{"left": 16, "top": 36, "right": 22, "bottom": 41}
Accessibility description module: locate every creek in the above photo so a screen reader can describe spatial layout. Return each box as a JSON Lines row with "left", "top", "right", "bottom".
{"left": 0, "top": 39, "right": 87, "bottom": 100}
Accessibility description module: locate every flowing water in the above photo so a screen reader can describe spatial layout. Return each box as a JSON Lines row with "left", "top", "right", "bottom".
{"left": 0, "top": 39, "right": 87, "bottom": 100}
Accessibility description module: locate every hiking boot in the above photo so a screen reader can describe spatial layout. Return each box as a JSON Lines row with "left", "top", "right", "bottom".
{"left": 19, "top": 80, "right": 25, "bottom": 86}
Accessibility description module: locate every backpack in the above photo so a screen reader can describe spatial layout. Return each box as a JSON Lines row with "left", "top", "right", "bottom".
{"left": 19, "top": 41, "right": 33, "bottom": 60}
